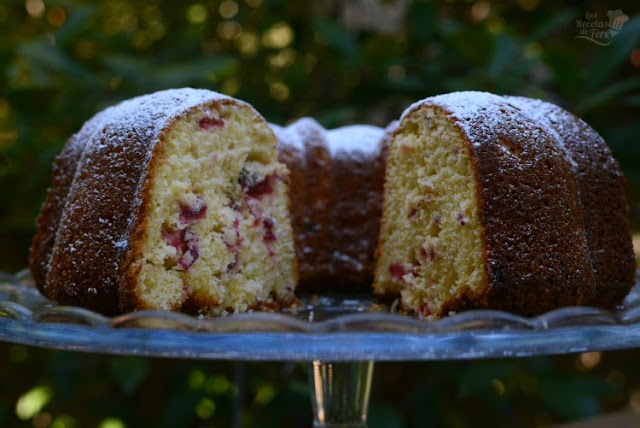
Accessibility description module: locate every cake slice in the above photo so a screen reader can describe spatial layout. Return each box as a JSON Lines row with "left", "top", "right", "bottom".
{"left": 373, "top": 91, "right": 610, "bottom": 318}
{"left": 30, "top": 88, "right": 298, "bottom": 315}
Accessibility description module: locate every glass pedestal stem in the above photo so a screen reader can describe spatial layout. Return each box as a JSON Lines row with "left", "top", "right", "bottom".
{"left": 308, "top": 360, "right": 374, "bottom": 428}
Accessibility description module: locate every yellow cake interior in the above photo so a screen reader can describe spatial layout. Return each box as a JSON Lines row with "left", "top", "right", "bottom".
{"left": 373, "top": 106, "right": 488, "bottom": 318}
{"left": 132, "top": 102, "right": 296, "bottom": 315}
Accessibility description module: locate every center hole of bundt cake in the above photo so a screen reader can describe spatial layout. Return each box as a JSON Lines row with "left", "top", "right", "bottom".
{"left": 133, "top": 104, "right": 295, "bottom": 315}
{"left": 374, "top": 107, "right": 487, "bottom": 318}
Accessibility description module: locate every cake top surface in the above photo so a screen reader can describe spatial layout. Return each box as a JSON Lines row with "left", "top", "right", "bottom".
{"left": 274, "top": 118, "right": 383, "bottom": 157}
{"left": 326, "top": 125, "right": 384, "bottom": 156}
{"left": 405, "top": 91, "right": 535, "bottom": 144}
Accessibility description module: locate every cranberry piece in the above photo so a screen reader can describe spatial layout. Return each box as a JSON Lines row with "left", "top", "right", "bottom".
{"left": 263, "top": 217, "right": 277, "bottom": 242}
{"left": 199, "top": 116, "right": 225, "bottom": 130}
{"left": 224, "top": 216, "right": 244, "bottom": 272}
{"left": 418, "top": 303, "right": 431, "bottom": 318}
{"left": 177, "top": 237, "right": 199, "bottom": 270}
{"left": 389, "top": 263, "right": 408, "bottom": 281}
{"left": 239, "top": 172, "right": 278, "bottom": 200}
{"left": 179, "top": 195, "right": 207, "bottom": 223}
{"left": 162, "top": 228, "right": 186, "bottom": 251}
{"left": 408, "top": 205, "right": 419, "bottom": 219}
{"left": 456, "top": 212, "right": 467, "bottom": 225}
{"left": 162, "top": 228, "right": 200, "bottom": 270}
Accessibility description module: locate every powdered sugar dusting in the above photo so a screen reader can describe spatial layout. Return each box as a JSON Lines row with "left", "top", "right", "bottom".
{"left": 326, "top": 125, "right": 384, "bottom": 157}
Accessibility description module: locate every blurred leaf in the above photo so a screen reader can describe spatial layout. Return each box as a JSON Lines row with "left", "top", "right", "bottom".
{"left": 18, "top": 39, "right": 96, "bottom": 85}
{"left": 54, "top": 5, "right": 98, "bottom": 44}
{"left": 576, "top": 76, "right": 640, "bottom": 114}
{"left": 487, "top": 33, "right": 520, "bottom": 77}
{"left": 544, "top": 49, "right": 581, "bottom": 98}
{"left": 583, "top": 16, "right": 640, "bottom": 90}
{"left": 369, "top": 403, "right": 406, "bottom": 428}
{"left": 408, "top": 2, "right": 437, "bottom": 42}
{"left": 313, "top": 19, "right": 359, "bottom": 59}
{"left": 539, "top": 376, "right": 613, "bottom": 420}
{"left": 526, "top": 8, "right": 577, "bottom": 42}
{"left": 109, "top": 358, "right": 149, "bottom": 395}
{"left": 446, "top": 27, "right": 493, "bottom": 67}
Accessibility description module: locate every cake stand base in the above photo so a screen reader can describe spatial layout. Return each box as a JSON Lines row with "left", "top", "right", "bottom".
{"left": 309, "top": 360, "right": 374, "bottom": 427}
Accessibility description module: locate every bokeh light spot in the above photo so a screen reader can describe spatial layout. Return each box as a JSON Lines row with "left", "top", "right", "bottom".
{"left": 262, "top": 22, "right": 294, "bottom": 49}
{"left": 15, "top": 386, "right": 52, "bottom": 420}
{"left": 254, "top": 383, "right": 276, "bottom": 405}
{"left": 25, "top": 0, "right": 45, "bottom": 18}
{"left": 218, "top": 21, "right": 242, "bottom": 40}
{"left": 207, "top": 375, "right": 231, "bottom": 394}
{"left": 269, "top": 82, "right": 290, "bottom": 101}
{"left": 387, "top": 65, "right": 406, "bottom": 80}
{"left": 491, "top": 379, "right": 505, "bottom": 396}
{"left": 579, "top": 351, "right": 601, "bottom": 370}
{"left": 50, "top": 415, "right": 76, "bottom": 428}
{"left": 268, "top": 48, "right": 296, "bottom": 68}
{"left": 186, "top": 4, "right": 208, "bottom": 24}
{"left": 220, "top": 1, "right": 239, "bottom": 19}
{"left": 99, "top": 417, "right": 126, "bottom": 428}
{"left": 47, "top": 7, "right": 66, "bottom": 27}
{"left": 188, "top": 369, "right": 206, "bottom": 389}
{"left": 471, "top": 1, "right": 490, "bottom": 22}
{"left": 195, "top": 398, "right": 216, "bottom": 419}
{"left": 237, "top": 32, "right": 258, "bottom": 55}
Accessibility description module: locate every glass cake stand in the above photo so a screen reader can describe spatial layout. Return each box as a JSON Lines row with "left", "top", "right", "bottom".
{"left": 2, "top": 270, "right": 640, "bottom": 427}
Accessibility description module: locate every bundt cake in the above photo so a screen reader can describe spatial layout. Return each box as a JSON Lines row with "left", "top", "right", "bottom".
{"left": 272, "top": 118, "right": 386, "bottom": 291}
{"left": 30, "top": 88, "right": 634, "bottom": 319}
{"left": 29, "top": 88, "right": 298, "bottom": 315}
{"left": 373, "top": 91, "right": 635, "bottom": 318}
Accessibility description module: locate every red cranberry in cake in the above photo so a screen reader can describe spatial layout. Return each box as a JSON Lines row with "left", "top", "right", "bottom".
{"left": 263, "top": 217, "right": 277, "bottom": 242}
{"left": 199, "top": 116, "right": 225, "bottom": 130}
{"left": 179, "top": 195, "right": 207, "bottom": 223}
{"left": 239, "top": 170, "right": 278, "bottom": 200}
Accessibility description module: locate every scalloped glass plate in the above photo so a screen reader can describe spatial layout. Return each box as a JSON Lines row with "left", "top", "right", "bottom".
{"left": 1, "top": 270, "right": 640, "bottom": 361}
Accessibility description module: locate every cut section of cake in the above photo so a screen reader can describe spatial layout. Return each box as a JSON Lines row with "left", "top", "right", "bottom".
{"left": 272, "top": 118, "right": 386, "bottom": 291}
{"left": 30, "top": 88, "right": 298, "bottom": 315}
{"left": 372, "top": 91, "right": 635, "bottom": 319}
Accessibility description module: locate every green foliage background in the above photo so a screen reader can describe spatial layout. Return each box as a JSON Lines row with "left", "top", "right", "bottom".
{"left": 1, "top": 0, "right": 639, "bottom": 426}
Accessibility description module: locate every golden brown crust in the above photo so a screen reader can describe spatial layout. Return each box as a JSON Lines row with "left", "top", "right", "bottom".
{"left": 505, "top": 96, "right": 635, "bottom": 308}
{"left": 29, "top": 134, "right": 89, "bottom": 293}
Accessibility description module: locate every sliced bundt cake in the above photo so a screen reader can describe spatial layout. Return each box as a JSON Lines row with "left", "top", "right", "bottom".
{"left": 30, "top": 88, "right": 298, "bottom": 315}
{"left": 373, "top": 91, "right": 634, "bottom": 319}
